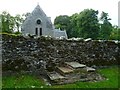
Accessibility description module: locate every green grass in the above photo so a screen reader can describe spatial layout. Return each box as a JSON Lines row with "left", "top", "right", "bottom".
{"left": 2, "top": 74, "right": 47, "bottom": 88}
{"left": 2, "top": 66, "right": 119, "bottom": 88}
{"left": 0, "top": 32, "right": 21, "bottom": 36}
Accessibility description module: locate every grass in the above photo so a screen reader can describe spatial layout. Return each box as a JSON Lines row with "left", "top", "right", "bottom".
{"left": 2, "top": 66, "right": 119, "bottom": 88}
{"left": 2, "top": 74, "right": 47, "bottom": 88}
{"left": 0, "top": 32, "right": 21, "bottom": 36}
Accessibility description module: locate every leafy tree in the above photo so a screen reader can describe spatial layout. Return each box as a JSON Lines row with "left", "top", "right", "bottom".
{"left": 54, "top": 15, "right": 70, "bottom": 30}
{"left": 99, "top": 11, "right": 112, "bottom": 40}
{"left": 0, "top": 11, "right": 24, "bottom": 33}
{"left": 22, "top": 12, "right": 30, "bottom": 19}
{"left": 0, "top": 14, "right": 2, "bottom": 32}
{"left": 0, "top": 11, "right": 13, "bottom": 33}
{"left": 54, "top": 9, "right": 100, "bottom": 39}
{"left": 54, "top": 15, "right": 73, "bottom": 38}
{"left": 54, "top": 10, "right": 116, "bottom": 40}
{"left": 15, "top": 14, "right": 24, "bottom": 32}
{"left": 0, "top": 11, "right": 16, "bottom": 33}
{"left": 69, "top": 13, "right": 79, "bottom": 38}
{"left": 118, "top": 28, "right": 120, "bottom": 40}
{"left": 110, "top": 25, "right": 120, "bottom": 40}
{"left": 77, "top": 9, "right": 100, "bottom": 39}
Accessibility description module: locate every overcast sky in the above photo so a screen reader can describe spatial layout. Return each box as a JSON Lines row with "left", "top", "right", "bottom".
{"left": 0, "top": 0, "right": 119, "bottom": 25}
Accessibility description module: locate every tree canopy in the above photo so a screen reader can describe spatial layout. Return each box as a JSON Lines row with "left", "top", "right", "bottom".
{"left": 0, "top": 11, "right": 24, "bottom": 34}
{"left": 99, "top": 12, "right": 112, "bottom": 40}
{"left": 54, "top": 9, "right": 119, "bottom": 40}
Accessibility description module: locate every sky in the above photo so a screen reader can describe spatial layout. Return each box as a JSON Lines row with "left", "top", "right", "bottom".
{"left": 0, "top": 0, "right": 119, "bottom": 25}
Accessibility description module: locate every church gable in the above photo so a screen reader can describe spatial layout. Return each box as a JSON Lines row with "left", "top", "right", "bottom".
{"left": 21, "top": 4, "right": 53, "bottom": 36}
{"left": 30, "top": 5, "right": 53, "bottom": 29}
{"left": 32, "top": 4, "right": 47, "bottom": 17}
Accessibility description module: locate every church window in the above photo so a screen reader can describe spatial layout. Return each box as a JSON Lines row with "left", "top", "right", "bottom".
{"left": 36, "top": 19, "right": 41, "bottom": 25}
{"left": 35, "top": 28, "right": 38, "bottom": 35}
{"left": 40, "top": 28, "right": 42, "bottom": 35}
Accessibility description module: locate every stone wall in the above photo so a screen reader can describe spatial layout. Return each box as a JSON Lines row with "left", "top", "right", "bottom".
{"left": 2, "top": 34, "right": 120, "bottom": 73}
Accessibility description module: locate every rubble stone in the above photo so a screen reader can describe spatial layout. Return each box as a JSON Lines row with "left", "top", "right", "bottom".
{"left": 2, "top": 34, "right": 119, "bottom": 74}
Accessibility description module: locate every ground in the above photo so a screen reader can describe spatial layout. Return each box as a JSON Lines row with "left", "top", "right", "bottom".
{"left": 2, "top": 66, "right": 119, "bottom": 88}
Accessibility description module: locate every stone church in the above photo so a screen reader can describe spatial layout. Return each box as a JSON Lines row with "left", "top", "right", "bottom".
{"left": 21, "top": 5, "right": 67, "bottom": 39}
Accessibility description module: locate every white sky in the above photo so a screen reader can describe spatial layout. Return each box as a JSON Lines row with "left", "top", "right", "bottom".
{"left": 0, "top": 0, "right": 119, "bottom": 25}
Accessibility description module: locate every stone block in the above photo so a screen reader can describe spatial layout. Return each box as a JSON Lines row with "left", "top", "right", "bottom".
{"left": 86, "top": 67, "right": 96, "bottom": 72}
{"left": 47, "top": 72, "right": 65, "bottom": 81}
{"left": 56, "top": 67, "right": 74, "bottom": 76}
{"left": 65, "top": 62, "right": 86, "bottom": 69}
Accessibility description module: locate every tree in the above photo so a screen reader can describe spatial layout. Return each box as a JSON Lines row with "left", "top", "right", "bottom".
{"left": 0, "top": 11, "right": 24, "bottom": 33}
{"left": 110, "top": 25, "right": 120, "bottom": 40}
{"left": 0, "top": 15, "right": 2, "bottom": 32}
{"left": 54, "top": 15, "right": 73, "bottom": 38}
{"left": 77, "top": 9, "right": 100, "bottom": 39}
{"left": 54, "top": 9, "right": 100, "bottom": 39}
{"left": 0, "top": 11, "right": 16, "bottom": 33}
{"left": 22, "top": 12, "right": 30, "bottom": 20}
{"left": 15, "top": 14, "right": 24, "bottom": 32}
{"left": 69, "top": 13, "right": 79, "bottom": 38}
{"left": 99, "top": 11, "right": 112, "bottom": 40}
{"left": 54, "top": 15, "right": 70, "bottom": 30}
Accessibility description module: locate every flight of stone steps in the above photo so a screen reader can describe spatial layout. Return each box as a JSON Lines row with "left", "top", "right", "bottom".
{"left": 47, "top": 61, "right": 96, "bottom": 84}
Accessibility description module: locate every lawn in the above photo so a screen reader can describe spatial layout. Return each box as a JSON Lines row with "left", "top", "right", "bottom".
{"left": 2, "top": 74, "right": 47, "bottom": 88}
{"left": 2, "top": 66, "right": 119, "bottom": 88}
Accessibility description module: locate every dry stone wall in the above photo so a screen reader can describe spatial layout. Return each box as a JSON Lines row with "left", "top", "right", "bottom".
{"left": 2, "top": 34, "right": 119, "bottom": 73}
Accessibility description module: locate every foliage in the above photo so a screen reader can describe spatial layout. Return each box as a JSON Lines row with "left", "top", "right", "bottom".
{"left": 110, "top": 25, "right": 120, "bottom": 40}
{"left": 54, "top": 15, "right": 70, "bottom": 30}
{"left": 69, "top": 13, "right": 80, "bottom": 38}
{"left": 77, "top": 9, "right": 100, "bottom": 39}
{"left": 99, "top": 12, "right": 113, "bottom": 40}
{"left": 54, "top": 15, "right": 72, "bottom": 38}
{"left": 0, "top": 11, "right": 14, "bottom": 33}
{"left": 2, "top": 66, "right": 119, "bottom": 88}
{"left": 54, "top": 10, "right": 119, "bottom": 40}
{"left": 22, "top": 12, "right": 30, "bottom": 19}
{"left": 14, "top": 14, "right": 24, "bottom": 32}
{"left": 13, "top": 31, "right": 22, "bottom": 35}
{"left": 0, "top": 11, "right": 24, "bottom": 33}
{"left": 54, "top": 9, "right": 100, "bottom": 39}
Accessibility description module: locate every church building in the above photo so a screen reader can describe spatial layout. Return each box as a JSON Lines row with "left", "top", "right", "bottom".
{"left": 21, "top": 5, "right": 67, "bottom": 39}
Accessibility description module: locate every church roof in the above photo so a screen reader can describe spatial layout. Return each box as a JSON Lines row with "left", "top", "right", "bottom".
{"left": 22, "top": 4, "right": 53, "bottom": 28}
{"left": 31, "top": 4, "right": 47, "bottom": 17}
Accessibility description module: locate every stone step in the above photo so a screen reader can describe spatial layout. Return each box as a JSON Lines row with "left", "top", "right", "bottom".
{"left": 65, "top": 62, "right": 86, "bottom": 69}
{"left": 84, "top": 67, "right": 96, "bottom": 72}
{"left": 47, "top": 71, "right": 65, "bottom": 81}
{"left": 56, "top": 66, "right": 74, "bottom": 76}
